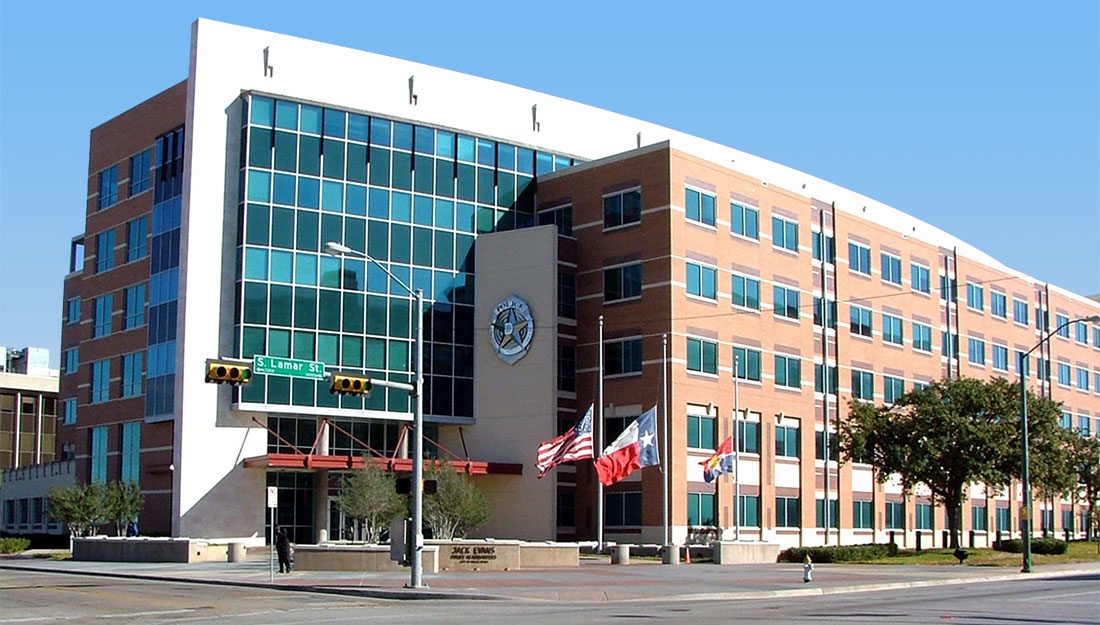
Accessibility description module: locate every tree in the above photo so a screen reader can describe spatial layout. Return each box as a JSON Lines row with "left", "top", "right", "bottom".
{"left": 105, "top": 481, "right": 144, "bottom": 536}
{"left": 1069, "top": 435, "right": 1100, "bottom": 540}
{"left": 839, "top": 377, "right": 1017, "bottom": 549}
{"left": 423, "top": 462, "right": 490, "bottom": 540}
{"left": 338, "top": 461, "right": 406, "bottom": 544}
{"left": 1018, "top": 385, "right": 1075, "bottom": 499}
{"left": 46, "top": 482, "right": 110, "bottom": 540}
{"left": 46, "top": 485, "right": 86, "bottom": 540}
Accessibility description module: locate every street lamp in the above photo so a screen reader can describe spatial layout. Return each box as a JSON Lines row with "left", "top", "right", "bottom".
{"left": 1018, "top": 313, "right": 1100, "bottom": 573}
{"left": 323, "top": 241, "right": 426, "bottom": 589}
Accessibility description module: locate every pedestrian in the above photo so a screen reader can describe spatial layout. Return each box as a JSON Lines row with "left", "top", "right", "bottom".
{"left": 126, "top": 520, "right": 139, "bottom": 537}
{"left": 275, "top": 526, "right": 292, "bottom": 573}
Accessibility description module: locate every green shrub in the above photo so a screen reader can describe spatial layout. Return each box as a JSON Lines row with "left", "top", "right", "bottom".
{"left": 993, "top": 538, "right": 1067, "bottom": 555}
{"left": 779, "top": 542, "right": 898, "bottom": 563}
{"left": 0, "top": 537, "right": 31, "bottom": 554}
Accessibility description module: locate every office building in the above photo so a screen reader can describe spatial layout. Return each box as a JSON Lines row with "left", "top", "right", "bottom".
{"left": 58, "top": 19, "right": 1099, "bottom": 546}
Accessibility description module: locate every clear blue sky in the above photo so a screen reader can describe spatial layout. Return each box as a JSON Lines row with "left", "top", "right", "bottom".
{"left": 2, "top": 1, "right": 1097, "bottom": 367}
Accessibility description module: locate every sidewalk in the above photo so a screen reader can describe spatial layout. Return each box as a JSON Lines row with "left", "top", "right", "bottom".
{"left": 3, "top": 554, "right": 1098, "bottom": 603}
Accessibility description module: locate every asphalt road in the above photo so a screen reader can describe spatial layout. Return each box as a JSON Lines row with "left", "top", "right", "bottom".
{"left": 1, "top": 569, "right": 1097, "bottom": 624}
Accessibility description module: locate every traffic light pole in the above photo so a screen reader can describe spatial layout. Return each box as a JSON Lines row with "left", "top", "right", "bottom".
{"left": 323, "top": 241, "right": 425, "bottom": 589}
{"left": 410, "top": 287, "right": 425, "bottom": 589}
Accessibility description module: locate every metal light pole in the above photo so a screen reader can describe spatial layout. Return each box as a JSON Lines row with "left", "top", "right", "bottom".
{"left": 324, "top": 241, "right": 426, "bottom": 588}
{"left": 662, "top": 333, "right": 670, "bottom": 553}
{"left": 1018, "top": 314, "right": 1099, "bottom": 573}
{"left": 733, "top": 352, "right": 741, "bottom": 542}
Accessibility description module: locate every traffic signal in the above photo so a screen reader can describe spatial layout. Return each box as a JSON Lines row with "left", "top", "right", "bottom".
{"left": 205, "top": 359, "right": 252, "bottom": 385}
{"left": 329, "top": 372, "right": 372, "bottom": 395}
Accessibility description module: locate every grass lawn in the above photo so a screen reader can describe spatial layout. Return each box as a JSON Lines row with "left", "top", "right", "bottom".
{"left": 858, "top": 541, "right": 1100, "bottom": 566}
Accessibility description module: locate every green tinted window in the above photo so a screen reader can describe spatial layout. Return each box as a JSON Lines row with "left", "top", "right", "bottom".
{"left": 293, "top": 287, "right": 317, "bottom": 329}
{"left": 391, "top": 192, "right": 411, "bottom": 222}
{"left": 273, "top": 131, "right": 296, "bottom": 171}
{"left": 477, "top": 206, "right": 494, "bottom": 233}
{"left": 269, "top": 285, "right": 292, "bottom": 326}
{"left": 345, "top": 217, "right": 365, "bottom": 252}
{"left": 295, "top": 211, "right": 318, "bottom": 251}
{"left": 321, "top": 214, "right": 342, "bottom": 247}
{"left": 271, "top": 208, "right": 294, "bottom": 248}
{"left": 323, "top": 139, "right": 344, "bottom": 179}
{"left": 299, "top": 136, "right": 320, "bottom": 175}
{"left": 270, "top": 250, "right": 293, "bottom": 283}
{"left": 246, "top": 204, "right": 270, "bottom": 245}
{"left": 391, "top": 151, "right": 412, "bottom": 190}
{"left": 247, "top": 170, "right": 271, "bottom": 202}
{"left": 457, "top": 164, "right": 475, "bottom": 201}
{"left": 275, "top": 101, "right": 298, "bottom": 130}
{"left": 242, "top": 327, "right": 266, "bottom": 359}
{"left": 414, "top": 155, "right": 434, "bottom": 194}
{"left": 292, "top": 379, "right": 315, "bottom": 405}
{"left": 293, "top": 331, "right": 315, "bottom": 360}
{"left": 413, "top": 227, "right": 432, "bottom": 266}
{"left": 297, "top": 177, "right": 319, "bottom": 208}
{"left": 497, "top": 172, "right": 515, "bottom": 207}
{"left": 318, "top": 290, "right": 340, "bottom": 330}
{"left": 434, "top": 232, "right": 454, "bottom": 270}
{"left": 268, "top": 377, "right": 290, "bottom": 405}
{"left": 269, "top": 329, "right": 291, "bottom": 357}
{"left": 366, "top": 296, "right": 387, "bottom": 334}
{"left": 369, "top": 148, "right": 390, "bottom": 186}
{"left": 343, "top": 292, "right": 364, "bottom": 333}
{"left": 250, "top": 96, "right": 274, "bottom": 125}
{"left": 249, "top": 128, "right": 272, "bottom": 168}
{"left": 341, "top": 336, "right": 363, "bottom": 367}
{"left": 435, "top": 160, "right": 454, "bottom": 197}
{"left": 273, "top": 174, "right": 295, "bottom": 205}
{"left": 346, "top": 185, "right": 367, "bottom": 215}
{"left": 321, "top": 181, "right": 343, "bottom": 212}
{"left": 367, "top": 220, "right": 389, "bottom": 260}
{"left": 476, "top": 167, "right": 495, "bottom": 205}
{"left": 389, "top": 340, "right": 409, "bottom": 370}
{"left": 389, "top": 299, "right": 411, "bottom": 338}
{"left": 390, "top": 224, "right": 411, "bottom": 263}
{"left": 243, "top": 282, "right": 267, "bottom": 324}
{"left": 294, "top": 253, "right": 316, "bottom": 285}
{"left": 366, "top": 337, "right": 386, "bottom": 368}
{"left": 346, "top": 144, "right": 367, "bottom": 182}
{"left": 317, "top": 334, "right": 339, "bottom": 364}
{"left": 413, "top": 195, "right": 433, "bottom": 226}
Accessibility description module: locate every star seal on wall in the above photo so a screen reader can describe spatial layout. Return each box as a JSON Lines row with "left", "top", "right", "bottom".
{"left": 490, "top": 295, "right": 535, "bottom": 365}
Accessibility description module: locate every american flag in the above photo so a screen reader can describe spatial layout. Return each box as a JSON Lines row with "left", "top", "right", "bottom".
{"left": 536, "top": 405, "right": 594, "bottom": 478}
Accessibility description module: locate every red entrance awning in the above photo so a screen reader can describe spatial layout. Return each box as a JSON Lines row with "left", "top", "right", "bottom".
{"left": 243, "top": 453, "right": 523, "bottom": 475}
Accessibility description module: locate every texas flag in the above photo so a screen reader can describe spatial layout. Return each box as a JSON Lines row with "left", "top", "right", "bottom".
{"left": 701, "top": 435, "right": 735, "bottom": 483}
{"left": 594, "top": 407, "right": 660, "bottom": 486}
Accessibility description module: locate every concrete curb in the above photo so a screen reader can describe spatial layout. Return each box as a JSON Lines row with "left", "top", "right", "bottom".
{"left": 619, "top": 567, "right": 1099, "bottom": 603}
{"left": 2, "top": 562, "right": 1097, "bottom": 604}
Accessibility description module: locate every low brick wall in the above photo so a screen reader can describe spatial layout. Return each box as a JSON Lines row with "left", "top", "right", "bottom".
{"left": 710, "top": 541, "right": 781, "bottom": 564}
{"left": 293, "top": 544, "right": 439, "bottom": 573}
{"left": 73, "top": 537, "right": 227, "bottom": 563}
{"left": 294, "top": 541, "right": 579, "bottom": 572}
{"left": 520, "top": 542, "right": 580, "bottom": 567}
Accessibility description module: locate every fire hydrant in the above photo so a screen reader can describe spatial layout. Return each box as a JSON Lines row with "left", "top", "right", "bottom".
{"left": 802, "top": 555, "right": 813, "bottom": 583}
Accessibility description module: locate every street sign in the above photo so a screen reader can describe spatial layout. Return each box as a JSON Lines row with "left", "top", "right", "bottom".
{"left": 267, "top": 486, "right": 278, "bottom": 508}
{"left": 253, "top": 355, "right": 326, "bottom": 380}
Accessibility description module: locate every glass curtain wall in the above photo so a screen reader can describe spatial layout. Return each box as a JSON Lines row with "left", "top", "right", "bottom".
{"left": 236, "top": 94, "right": 578, "bottom": 420}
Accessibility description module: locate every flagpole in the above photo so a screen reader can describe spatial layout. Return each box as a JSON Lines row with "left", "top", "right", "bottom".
{"left": 597, "top": 315, "right": 604, "bottom": 553}
{"left": 734, "top": 351, "right": 741, "bottom": 542}
{"left": 662, "top": 333, "right": 669, "bottom": 551}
